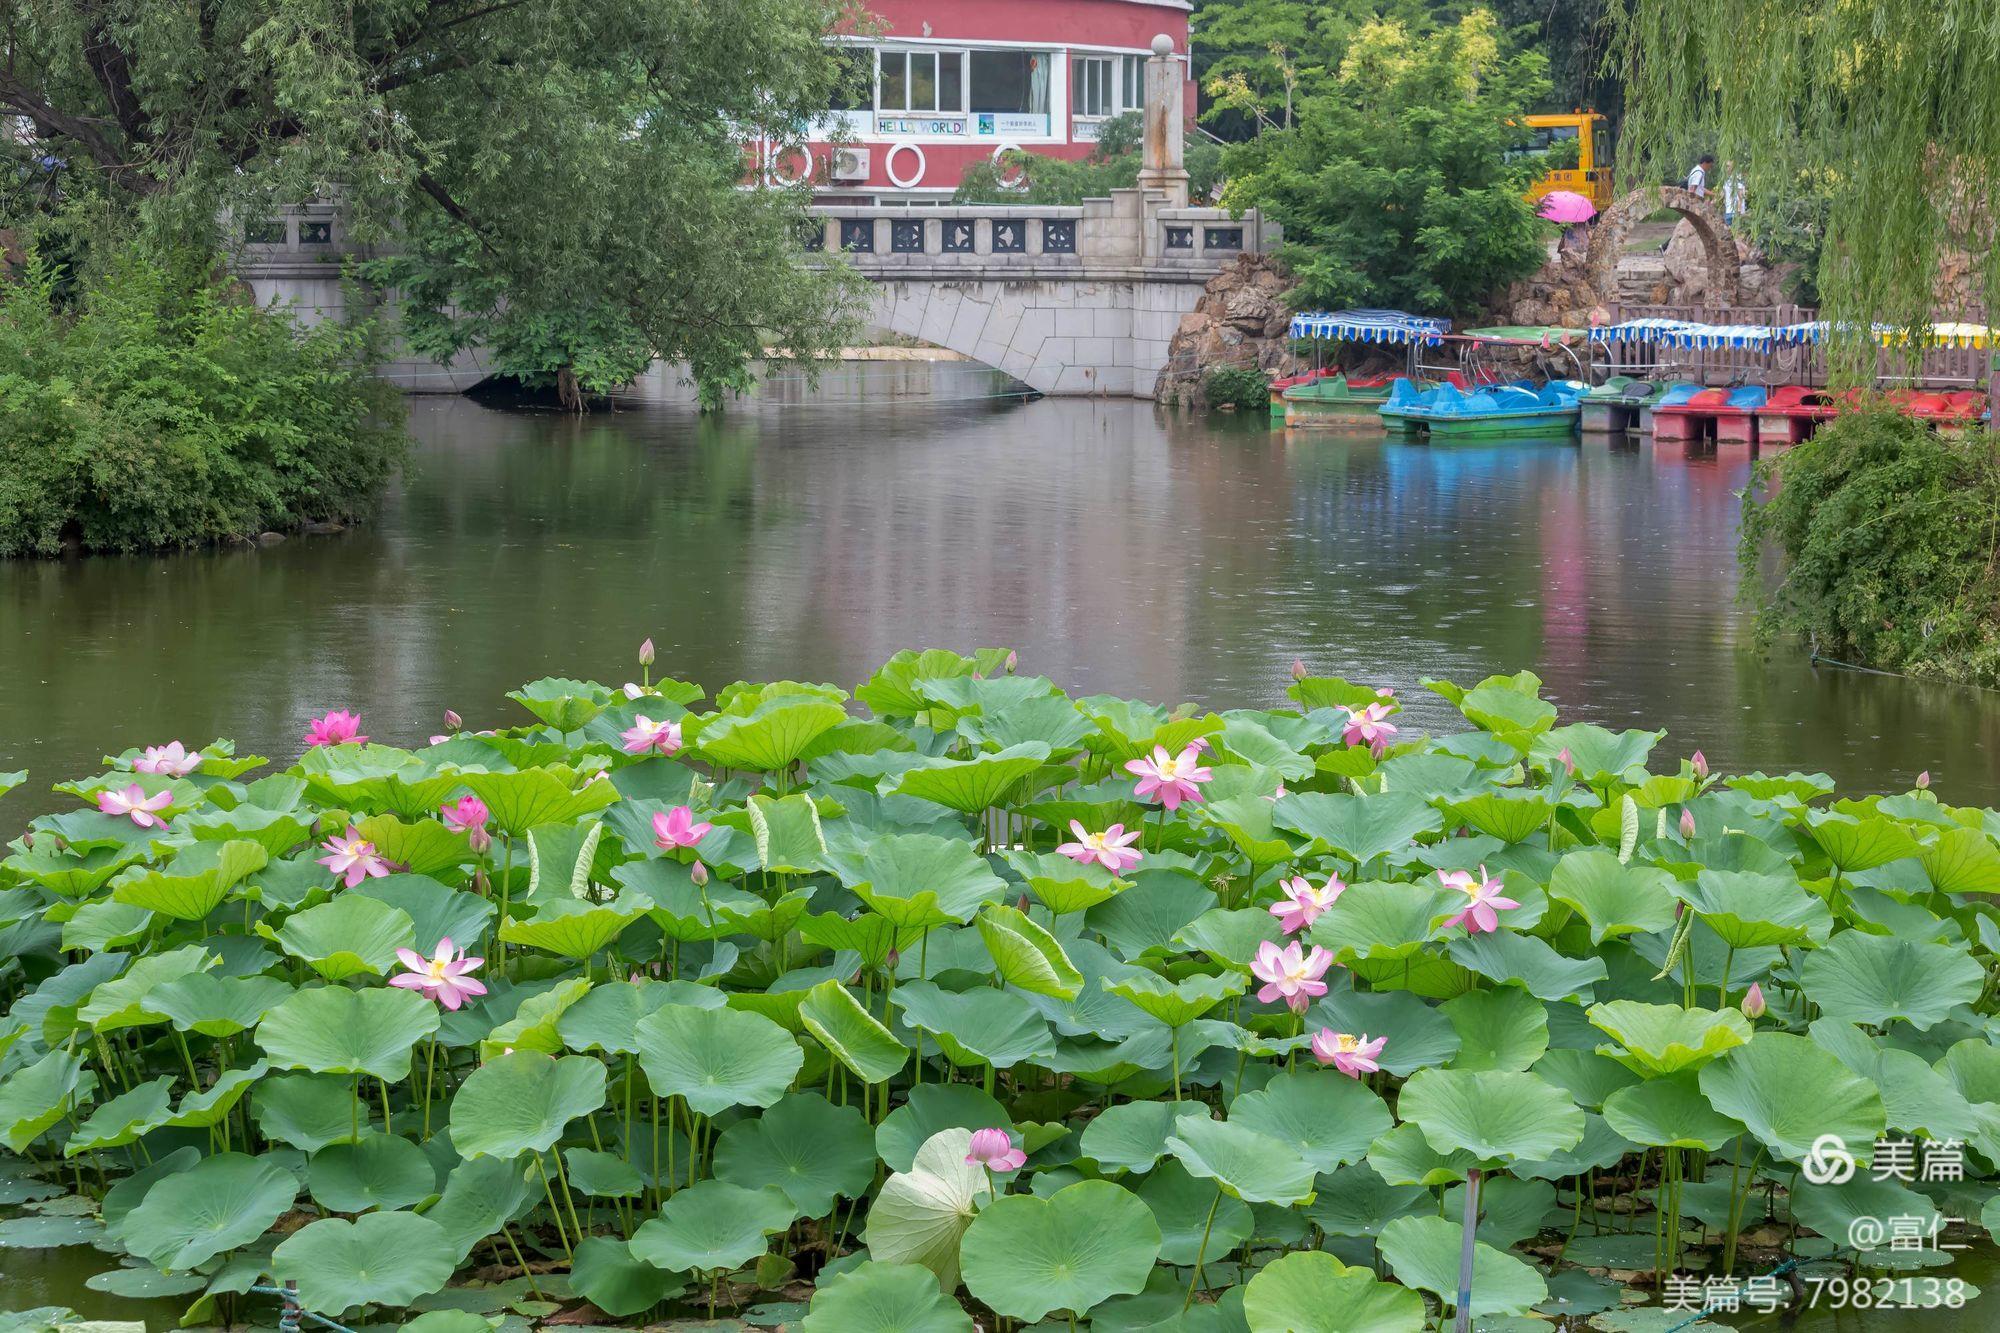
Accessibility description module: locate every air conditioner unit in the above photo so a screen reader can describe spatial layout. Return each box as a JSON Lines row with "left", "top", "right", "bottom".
{"left": 830, "top": 147, "right": 871, "bottom": 182}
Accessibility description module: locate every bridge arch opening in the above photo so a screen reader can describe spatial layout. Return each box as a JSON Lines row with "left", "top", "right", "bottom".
{"left": 1585, "top": 184, "right": 1742, "bottom": 308}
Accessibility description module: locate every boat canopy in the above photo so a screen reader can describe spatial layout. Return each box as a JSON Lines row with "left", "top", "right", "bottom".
{"left": 1455, "top": 325, "right": 1586, "bottom": 347}
{"left": 1288, "top": 309, "right": 1451, "bottom": 345}
{"left": 1588, "top": 318, "right": 1992, "bottom": 352}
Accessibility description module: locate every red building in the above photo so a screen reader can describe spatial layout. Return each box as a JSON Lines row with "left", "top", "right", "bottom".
{"left": 772, "top": 0, "right": 1194, "bottom": 202}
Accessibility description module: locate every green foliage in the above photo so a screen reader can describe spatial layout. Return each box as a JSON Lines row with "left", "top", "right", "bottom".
{"left": 1, "top": 654, "right": 1996, "bottom": 1323}
{"left": 1740, "top": 409, "right": 2000, "bottom": 685}
{"left": 0, "top": 244, "right": 403, "bottom": 555}
{"left": 1204, "top": 365, "right": 1271, "bottom": 410}
{"left": 1219, "top": 13, "right": 1553, "bottom": 315}
{"left": 953, "top": 114, "right": 1223, "bottom": 206}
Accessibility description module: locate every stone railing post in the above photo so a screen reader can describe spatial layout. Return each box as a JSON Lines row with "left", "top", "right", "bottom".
{"left": 1137, "top": 34, "right": 1189, "bottom": 209}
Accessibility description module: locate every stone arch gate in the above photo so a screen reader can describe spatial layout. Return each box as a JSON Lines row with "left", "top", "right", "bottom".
{"left": 1585, "top": 185, "right": 1742, "bottom": 307}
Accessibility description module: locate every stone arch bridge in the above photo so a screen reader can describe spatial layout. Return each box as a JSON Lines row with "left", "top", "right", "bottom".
{"left": 1585, "top": 184, "right": 1742, "bottom": 307}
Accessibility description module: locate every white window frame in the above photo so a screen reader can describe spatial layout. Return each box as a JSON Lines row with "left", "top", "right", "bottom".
{"left": 876, "top": 47, "right": 968, "bottom": 116}
{"left": 1071, "top": 55, "right": 1115, "bottom": 119}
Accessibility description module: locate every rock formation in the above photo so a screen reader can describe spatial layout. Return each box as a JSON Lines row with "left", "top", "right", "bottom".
{"left": 1153, "top": 255, "right": 1296, "bottom": 407}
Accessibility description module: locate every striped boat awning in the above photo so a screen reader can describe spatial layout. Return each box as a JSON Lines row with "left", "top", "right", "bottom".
{"left": 1289, "top": 309, "right": 1451, "bottom": 345}
{"left": 1587, "top": 319, "right": 1822, "bottom": 351}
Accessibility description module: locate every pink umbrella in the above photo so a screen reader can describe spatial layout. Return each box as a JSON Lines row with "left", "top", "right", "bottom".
{"left": 1538, "top": 190, "right": 1597, "bottom": 223}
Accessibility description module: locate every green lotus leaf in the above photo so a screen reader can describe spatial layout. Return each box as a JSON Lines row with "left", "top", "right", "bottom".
{"left": 714, "top": 1091, "right": 875, "bottom": 1216}
{"left": 1532, "top": 724, "right": 1662, "bottom": 783}
{"left": 1136, "top": 1158, "right": 1253, "bottom": 1265}
{"left": 304, "top": 1131, "right": 436, "bottom": 1212}
{"left": 1810, "top": 1019, "right": 1981, "bottom": 1141}
{"left": 459, "top": 768, "right": 621, "bottom": 838}
{"left": 166, "top": 1062, "right": 268, "bottom": 1129}
{"left": 1803, "top": 812, "right": 1921, "bottom": 872}
{"left": 257, "top": 985, "right": 440, "bottom": 1082}
{"left": 1792, "top": 1174, "right": 1942, "bottom": 1258}
{"left": 1442, "top": 985, "right": 1549, "bottom": 1072}
{"left": 696, "top": 695, "right": 850, "bottom": 772}
{"left": 1698, "top": 1032, "right": 1887, "bottom": 1164}
{"left": 564, "top": 1147, "right": 644, "bottom": 1198}
{"left": 1309, "top": 881, "right": 1455, "bottom": 965}
{"left": 830, "top": 833, "right": 1007, "bottom": 929}
{"left": 0, "top": 1050, "right": 96, "bottom": 1152}
{"left": 1799, "top": 930, "right": 1985, "bottom": 1031}
{"left": 1673, "top": 869, "right": 1831, "bottom": 948}
{"left": 1173, "top": 906, "right": 1286, "bottom": 968}
{"left": 1511, "top": 1112, "right": 1638, "bottom": 1181}
{"left": 876, "top": 1083, "right": 1011, "bottom": 1173}
{"left": 634, "top": 1002, "right": 803, "bottom": 1117}
{"left": 1312, "top": 983, "right": 1461, "bottom": 1075}
{"left": 1601, "top": 1072, "right": 1746, "bottom": 1150}
{"left": 1546, "top": 849, "right": 1680, "bottom": 943}
{"left": 1397, "top": 1068, "right": 1583, "bottom": 1164}
{"left": 351, "top": 874, "right": 495, "bottom": 955}
{"left": 801, "top": 1259, "right": 976, "bottom": 1332}
{"left": 1229, "top": 1069, "right": 1394, "bottom": 1173}
{"left": 86, "top": 1267, "right": 208, "bottom": 1299}
{"left": 1530, "top": 1049, "right": 1641, "bottom": 1111}
{"left": 745, "top": 792, "right": 829, "bottom": 873}
{"left": 120, "top": 1152, "right": 297, "bottom": 1271}
{"left": 1587, "top": 1001, "right": 1751, "bottom": 1076}
{"left": 297, "top": 752, "right": 468, "bottom": 823}
{"left": 80, "top": 944, "right": 217, "bottom": 1031}
{"left": 271, "top": 1210, "right": 457, "bottom": 1316}
{"left": 1105, "top": 970, "right": 1243, "bottom": 1028}
{"left": 253, "top": 1072, "right": 376, "bottom": 1150}
{"left": 799, "top": 911, "right": 926, "bottom": 969}
{"left": 149, "top": 973, "right": 293, "bottom": 1038}
{"left": 1243, "top": 1251, "right": 1428, "bottom": 1333}
{"left": 855, "top": 649, "right": 981, "bottom": 717}
{"left": 65, "top": 1075, "right": 173, "bottom": 1154}
{"left": 58, "top": 899, "right": 154, "bottom": 952}
{"left": 1446, "top": 930, "right": 1607, "bottom": 1001}
{"left": 425, "top": 1155, "right": 536, "bottom": 1263}
{"left": 1273, "top": 791, "right": 1444, "bottom": 865}
{"left": 1003, "top": 850, "right": 1130, "bottom": 915}
{"left": 891, "top": 980, "right": 1055, "bottom": 1069}
{"left": 975, "top": 902, "right": 1083, "bottom": 999}
{"left": 507, "top": 676, "right": 614, "bottom": 731}
{"left": 110, "top": 839, "right": 267, "bottom": 920}
{"left": 1919, "top": 825, "right": 2000, "bottom": 894}
{"left": 449, "top": 1051, "right": 606, "bottom": 1160}
{"left": 5, "top": 842, "right": 147, "bottom": 897}
{"left": 1377, "top": 1214, "right": 1547, "bottom": 1317}
{"left": 796, "top": 978, "right": 907, "bottom": 1084}
{"left": 499, "top": 892, "right": 648, "bottom": 961}
{"left": 892, "top": 743, "right": 1051, "bottom": 814}
{"left": 353, "top": 813, "right": 472, "bottom": 878}
{"left": 1304, "top": 1162, "right": 1432, "bottom": 1238}
{"left": 631, "top": 1179, "right": 796, "bottom": 1272}
{"left": 1078, "top": 1099, "right": 1184, "bottom": 1174}
{"left": 864, "top": 1126, "right": 995, "bottom": 1291}
{"left": 568, "top": 1234, "right": 686, "bottom": 1317}
{"left": 263, "top": 894, "right": 416, "bottom": 980}
{"left": 481, "top": 976, "right": 593, "bottom": 1059}
{"left": 1166, "top": 1113, "right": 1317, "bottom": 1205}
{"left": 1447, "top": 791, "right": 1557, "bottom": 845}
{"left": 1726, "top": 770, "right": 1835, "bottom": 801}
{"left": 959, "top": 1180, "right": 1161, "bottom": 1323}
{"left": 1086, "top": 869, "right": 1216, "bottom": 960}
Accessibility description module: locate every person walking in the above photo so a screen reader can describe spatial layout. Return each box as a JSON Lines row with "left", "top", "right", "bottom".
{"left": 1686, "top": 153, "right": 1714, "bottom": 198}
{"left": 1721, "top": 164, "right": 1746, "bottom": 224}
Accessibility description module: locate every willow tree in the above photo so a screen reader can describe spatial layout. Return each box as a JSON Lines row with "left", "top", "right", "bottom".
{"left": 1614, "top": 0, "right": 2000, "bottom": 371}
{"left": 0, "top": 0, "right": 870, "bottom": 405}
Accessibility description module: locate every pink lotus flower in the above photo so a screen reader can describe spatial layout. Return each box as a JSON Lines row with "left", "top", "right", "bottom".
{"left": 1269, "top": 874, "right": 1345, "bottom": 934}
{"left": 440, "top": 795, "right": 492, "bottom": 854}
{"left": 653, "top": 805, "right": 711, "bottom": 851}
{"left": 1250, "top": 939, "right": 1335, "bottom": 1012}
{"left": 134, "top": 742, "right": 201, "bottom": 777}
{"left": 97, "top": 784, "right": 172, "bottom": 829}
{"left": 1553, "top": 747, "right": 1573, "bottom": 775}
{"left": 1438, "top": 866, "right": 1520, "bottom": 934}
{"left": 964, "top": 1127, "right": 1026, "bottom": 1171}
{"left": 690, "top": 859, "right": 710, "bottom": 886}
{"left": 639, "top": 637, "right": 656, "bottom": 667}
{"left": 1916, "top": 770, "right": 1931, "bottom": 790}
{"left": 1742, "top": 983, "right": 1766, "bottom": 1019}
{"left": 1679, "top": 808, "right": 1697, "bottom": 839}
{"left": 303, "top": 711, "right": 366, "bottom": 748}
{"left": 1342, "top": 702, "right": 1399, "bottom": 757}
{"left": 389, "top": 937, "right": 488, "bottom": 1010}
{"left": 1055, "top": 821, "right": 1143, "bottom": 873}
{"left": 318, "top": 825, "right": 392, "bottom": 887}
{"left": 1125, "top": 745, "right": 1212, "bottom": 811}
{"left": 1291, "top": 658, "right": 1309, "bottom": 681}
{"left": 1691, "top": 750, "right": 1709, "bottom": 780}
{"left": 1312, "top": 1030, "right": 1387, "bottom": 1078}
{"left": 444, "top": 709, "right": 462, "bottom": 731}
{"left": 622, "top": 715, "right": 683, "bottom": 756}
{"left": 622, "top": 682, "right": 648, "bottom": 700}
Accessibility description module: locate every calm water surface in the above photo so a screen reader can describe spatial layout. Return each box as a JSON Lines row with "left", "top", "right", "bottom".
{"left": 2, "top": 375, "right": 1997, "bottom": 1326}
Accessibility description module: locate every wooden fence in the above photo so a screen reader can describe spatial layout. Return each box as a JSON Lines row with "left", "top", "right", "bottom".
{"left": 1601, "top": 304, "right": 1989, "bottom": 389}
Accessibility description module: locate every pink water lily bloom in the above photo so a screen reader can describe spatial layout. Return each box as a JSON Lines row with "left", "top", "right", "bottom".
{"left": 653, "top": 805, "right": 711, "bottom": 851}
{"left": 1055, "top": 821, "right": 1143, "bottom": 873}
{"left": 135, "top": 742, "right": 201, "bottom": 777}
{"left": 318, "top": 825, "right": 392, "bottom": 887}
{"left": 964, "top": 1127, "right": 1027, "bottom": 1172}
{"left": 1742, "top": 982, "right": 1767, "bottom": 1019}
{"left": 622, "top": 714, "right": 683, "bottom": 756}
{"left": 303, "top": 710, "right": 366, "bottom": 747}
{"left": 97, "top": 784, "right": 172, "bottom": 829}
{"left": 1438, "top": 865, "right": 1521, "bottom": 934}
{"left": 1250, "top": 939, "right": 1335, "bottom": 1012}
{"left": 1269, "top": 874, "right": 1346, "bottom": 934}
{"left": 1125, "top": 745, "right": 1212, "bottom": 811}
{"left": 1342, "top": 702, "right": 1399, "bottom": 756}
{"left": 390, "top": 937, "right": 488, "bottom": 1011}
{"left": 1312, "top": 1030, "right": 1388, "bottom": 1078}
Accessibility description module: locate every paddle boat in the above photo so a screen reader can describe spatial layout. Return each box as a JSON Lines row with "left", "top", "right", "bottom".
{"left": 1282, "top": 371, "right": 1400, "bottom": 427}
{"left": 1384, "top": 379, "right": 1585, "bottom": 441}
{"left": 1754, "top": 386, "right": 1837, "bottom": 444}
{"left": 1652, "top": 386, "right": 1771, "bottom": 443}
{"left": 1579, "top": 377, "right": 1671, "bottom": 433}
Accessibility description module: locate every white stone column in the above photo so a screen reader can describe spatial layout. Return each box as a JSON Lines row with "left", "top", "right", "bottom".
{"left": 1137, "top": 34, "right": 1189, "bottom": 208}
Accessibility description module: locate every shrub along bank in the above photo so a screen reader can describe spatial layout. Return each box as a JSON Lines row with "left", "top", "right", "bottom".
{"left": 0, "top": 652, "right": 1996, "bottom": 1328}
{"left": 0, "top": 245, "right": 404, "bottom": 556}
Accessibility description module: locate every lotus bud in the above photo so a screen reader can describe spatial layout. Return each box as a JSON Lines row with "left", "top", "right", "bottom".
{"left": 1016, "top": 893, "right": 1032, "bottom": 914}
{"left": 1691, "top": 750, "right": 1709, "bottom": 780}
{"left": 1917, "top": 770, "right": 1931, "bottom": 790}
{"left": 1742, "top": 982, "right": 1767, "bottom": 1019}
{"left": 1376, "top": 686, "right": 1395, "bottom": 698}
{"left": 971, "top": 671, "right": 984, "bottom": 681}
{"left": 1291, "top": 658, "right": 1309, "bottom": 681}
{"left": 1555, "top": 747, "right": 1573, "bottom": 774}
{"left": 885, "top": 949, "right": 900, "bottom": 971}
{"left": 1005, "top": 650, "right": 1018, "bottom": 674}
{"left": 1679, "top": 808, "right": 1696, "bottom": 839}
{"left": 444, "top": 709, "right": 462, "bottom": 731}
{"left": 639, "top": 637, "right": 656, "bottom": 666}
{"left": 690, "top": 859, "right": 709, "bottom": 886}
{"left": 467, "top": 826, "right": 492, "bottom": 855}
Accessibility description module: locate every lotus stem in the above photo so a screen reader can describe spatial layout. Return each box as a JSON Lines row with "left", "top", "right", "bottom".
{"left": 1182, "top": 1184, "right": 1225, "bottom": 1311}
{"left": 533, "top": 1153, "right": 574, "bottom": 1260}
{"left": 501, "top": 1224, "right": 545, "bottom": 1300}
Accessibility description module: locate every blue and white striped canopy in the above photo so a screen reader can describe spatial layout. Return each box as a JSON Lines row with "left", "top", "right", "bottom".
{"left": 1289, "top": 309, "right": 1450, "bottom": 345}
{"left": 1587, "top": 319, "right": 1825, "bottom": 352}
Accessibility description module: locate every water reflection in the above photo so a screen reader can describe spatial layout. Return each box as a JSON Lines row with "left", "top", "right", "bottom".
{"left": 3, "top": 385, "right": 1998, "bottom": 822}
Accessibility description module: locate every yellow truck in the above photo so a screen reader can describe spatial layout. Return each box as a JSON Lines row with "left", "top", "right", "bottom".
{"left": 1521, "top": 112, "right": 1615, "bottom": 211}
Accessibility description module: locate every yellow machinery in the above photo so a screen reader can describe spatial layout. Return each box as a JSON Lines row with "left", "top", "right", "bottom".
{"left": 1522, "top": 112, "right": 1614, "bottom": 210}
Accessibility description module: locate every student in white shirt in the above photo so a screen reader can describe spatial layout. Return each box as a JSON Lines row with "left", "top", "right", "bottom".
{"left": 1686, "top": 154, "right": 1714, "bottom": 198}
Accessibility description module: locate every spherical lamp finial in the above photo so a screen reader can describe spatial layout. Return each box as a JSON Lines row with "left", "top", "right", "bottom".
{"left": 1151, "top": 33, "right": 1174, "bottom": 57}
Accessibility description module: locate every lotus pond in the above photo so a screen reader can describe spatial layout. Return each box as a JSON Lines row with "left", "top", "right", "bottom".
{"left": 2, "top": 653, "right": 1998, "bottom": 1332}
